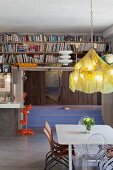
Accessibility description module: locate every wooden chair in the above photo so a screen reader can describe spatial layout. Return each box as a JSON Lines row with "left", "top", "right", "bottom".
{"left": 44, "top": 121, "right": 75, "bottom": 170}
{"left": 18, "top": 104, "right": 33, "bottom": 135}
{"left": 45, "top": 121, "right": 69, "bottom": 150}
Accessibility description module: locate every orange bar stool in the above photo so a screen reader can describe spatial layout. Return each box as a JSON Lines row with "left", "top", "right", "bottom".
{"left": 18, "top": 104, "right": 34, "bottom": 135}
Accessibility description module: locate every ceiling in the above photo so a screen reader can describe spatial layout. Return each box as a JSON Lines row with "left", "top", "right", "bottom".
{"left": 0, "top": 0, "right": 113, "bottom": 35}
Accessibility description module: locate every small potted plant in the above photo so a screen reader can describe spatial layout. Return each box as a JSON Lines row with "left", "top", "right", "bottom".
{"left": 82, "top": 117, "right": 95, "bottom": 133}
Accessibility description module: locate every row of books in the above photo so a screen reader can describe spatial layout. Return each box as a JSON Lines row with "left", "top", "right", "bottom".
{"left": 45, "top": 43, "right": 110, "bottom": 52}
{"left": 1, "top": 44, "right": 45, "bottom": 52}
{"left": 0, "top": 54, "right": 60, "bottom": 64}
{"left": 0, "top": 33, "right": 110, "bottom": 42}
{"left": 43, "top": 34, "right": 110, "bottom": 42}
{"left": 0, "top": 42, "right": 110, "bottom": 53}
{"left": 45, "top": 43, "right": 71, "bottom": 52}
{"left": 45, "top": 55, "right": 60, "bottom": 63}
{"left": 0, "top": 54, "right": 34, "bottom": 64}
{"left": 17, "top": 44, "right": 45, "bottom": 52}
{"left": 2, "top": 34, "right": 43, "bottom": 42}
{"left": 77, "top": 43, "right": 110, "bottom": 52}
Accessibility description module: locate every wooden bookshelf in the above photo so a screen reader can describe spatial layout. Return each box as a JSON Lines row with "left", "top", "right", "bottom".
{"left": 0, "top": 33, "right": 111, "bottom": 66}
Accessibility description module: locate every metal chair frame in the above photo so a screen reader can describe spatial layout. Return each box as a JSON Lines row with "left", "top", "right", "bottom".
{"left": 44, "top": 121, "right": 75, "bottom": 170}
{"left": 85, "top": 133, "right": 108, "bottom": 170}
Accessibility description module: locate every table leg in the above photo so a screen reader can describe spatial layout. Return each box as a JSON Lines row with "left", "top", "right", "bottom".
{"left": 69, "top": 144, "right": 72, "bottom": 170}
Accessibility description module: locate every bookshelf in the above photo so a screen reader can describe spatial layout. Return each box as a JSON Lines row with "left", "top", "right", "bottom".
{"left": 0, "top": 33, "right": 111, "bottom": 67}
{"left": 8, "top": 33, "right": 108, "bottom": 106}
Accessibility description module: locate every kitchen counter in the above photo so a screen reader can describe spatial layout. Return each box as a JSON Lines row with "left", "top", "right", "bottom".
{"left": 0, "top": 102, "right": 22, "bottom": 137}
{"left": 0, "top": 102, "right": 22, "bottom": 108}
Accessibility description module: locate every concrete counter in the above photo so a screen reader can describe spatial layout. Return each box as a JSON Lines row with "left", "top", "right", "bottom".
{"left": 0, "top": 102, "right": 21, "bottom": 108}
{"left": 0, "top": 102, "right": 21, "bottom": 137}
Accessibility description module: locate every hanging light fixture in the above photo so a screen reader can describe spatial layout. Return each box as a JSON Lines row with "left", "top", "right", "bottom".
{"left": 69, "top": 0, "right": 113, "bottom": 94}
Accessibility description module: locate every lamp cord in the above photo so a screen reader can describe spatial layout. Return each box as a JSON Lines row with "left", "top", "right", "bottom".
{"left": 90, "top": 0, "right": 94, "bottom": 48}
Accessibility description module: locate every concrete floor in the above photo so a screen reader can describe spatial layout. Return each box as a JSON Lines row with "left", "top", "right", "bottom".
{"left": 0, "top": 128, "right": 99, "bottom": 170}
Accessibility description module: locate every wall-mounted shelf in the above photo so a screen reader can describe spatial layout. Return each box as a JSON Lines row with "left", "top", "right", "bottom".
{"left": 12, "top": 66, "right": 74, "bottom": 72}
{"left": 0, "top": 51, "right": 82, "bottom": 55}
{"left": 0, "top": 41, "right": 110, "bottom": 44}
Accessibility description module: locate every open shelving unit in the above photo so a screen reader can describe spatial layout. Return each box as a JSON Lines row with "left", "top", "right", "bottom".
{"left": 7, "top": 33, "right": 108, "bottom": 106}
{"left": 0, "top": 33, "right": 111, "bottom": 68}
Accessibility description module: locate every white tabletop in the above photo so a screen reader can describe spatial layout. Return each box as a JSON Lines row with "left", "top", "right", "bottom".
{"left": 56, "top": 125, "right": 113, "bottom": 145}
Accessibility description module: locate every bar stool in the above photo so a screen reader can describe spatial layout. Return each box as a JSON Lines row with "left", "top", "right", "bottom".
{"left": 18, "top": 104, "right": 33, "bottom": 135}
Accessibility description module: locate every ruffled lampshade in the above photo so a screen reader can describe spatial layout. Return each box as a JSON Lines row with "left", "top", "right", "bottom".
{"left": 69, "top": 49, "right": 113, "bottom": 93}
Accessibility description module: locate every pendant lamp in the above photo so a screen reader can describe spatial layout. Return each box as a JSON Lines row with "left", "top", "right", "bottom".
{"left": 69, "top": 0, "right": 113, "bottom": 94}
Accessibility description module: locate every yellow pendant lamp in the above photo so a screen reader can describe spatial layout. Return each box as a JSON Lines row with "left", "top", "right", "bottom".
{"left": 69, "top": 49, "right": 113, "bottom": 93}
{"left": 69, "top": 0, "right": 113, "bottom": 94}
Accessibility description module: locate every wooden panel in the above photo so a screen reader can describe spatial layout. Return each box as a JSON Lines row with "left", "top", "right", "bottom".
{"left": 61, "top": 72, "right": 100, "bottom": 105}
{"left": 87, "top": 93, "right": 93, "bottom": 105}
{"left": 24, "top": 71, "right": 45, "bottom": 105}
{"left": 61, "top": 72, "right": 78, "bottom": 104}
{"left": 102, "top": 93, "right": 113, "bottom": 127}
{"left": 78, "top": 91, "right": 84, "bottom": 104}
{"left": 93, "top": 93, "right": 97, "bottom": 104}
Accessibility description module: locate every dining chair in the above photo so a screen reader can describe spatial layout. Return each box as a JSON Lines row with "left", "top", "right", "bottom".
{"left": 45, "top": 121, "right": 69, "bottom": 149}
{"left": 44, "top": 121, "right": 75, "bottom": 170}
{"left": 86, "top": 133, "right": 108, "bottom": 170}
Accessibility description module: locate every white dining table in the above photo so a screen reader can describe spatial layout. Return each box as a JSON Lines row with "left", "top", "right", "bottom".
{"left": 56, "top": 124, "right": 113, "bottom": 170}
